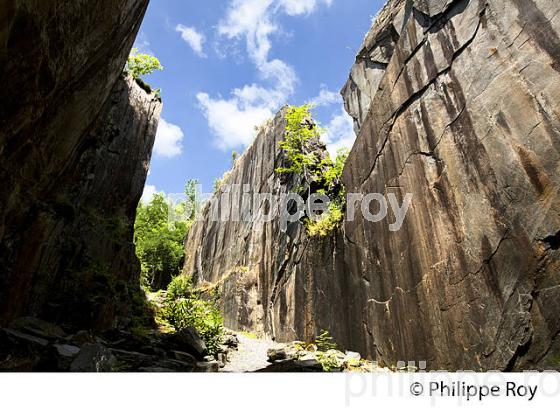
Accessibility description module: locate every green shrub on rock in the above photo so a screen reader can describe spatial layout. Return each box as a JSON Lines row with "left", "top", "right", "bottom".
{"left": 275, "top": 105, "right": 350, "bottom": 238}
{"left": 166, "top": 274, "right": 194, "bottom": 301}
{"left": 125, "top": 48, "right": 163, "bottom": 79}
{"left": 316, "top": 329, "right": 338, "bottom": 352}
{"left": 162, "top": 275, "right": 225, "bottom": 356}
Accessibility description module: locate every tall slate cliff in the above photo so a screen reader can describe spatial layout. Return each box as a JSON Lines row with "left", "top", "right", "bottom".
{"left": 183, "top": 110, "right": 351, "bottom": 345}
{"left": 183, "top": 0, "right": 560, "bottom": 371}
{"left": 341, "top": 0, "right": 560, "bottom": 371}
{"left": 0, "top": 0, "right": 160, "bottom": 330}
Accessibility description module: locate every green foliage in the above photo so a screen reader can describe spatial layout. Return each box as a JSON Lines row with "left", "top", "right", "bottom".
{"left": 166, "top": 274, "right": 194, "bottom": 301}
{"left": 316, "top": 350, "right": 343, "bottom": 372}
{"left": 239, "top": 330, "right": 258, "bottom": 339}
{"left": 183, "top": 179, "right": 200, "bottom": 221}
{"left": 275, "top": 105, "right": 324, "bottom": 176}
{"left": 306, "top": 201, "right": 344, "bottom": 238}
{"left": 275, "top": 105, "right": 350, "bottom": 237}
{"left": 316, "top": 329, "right": 338, "bottom": 351}
{"left": 213, "top": 170, "right": 232, "bottom": 192}
{"left": 125, "top": 48, "right": 163, "bottom": 80}
{"left": 162, "top": 275, "right": 225, "bottom": 356}
{"left": 324, "top": 148, "right": 349, "bottom": 195}
{"left": 134, "top": 194, "right": 188, "bottom": 291}
{"left": 134, "top": 179, "right": 199, "bottom": 291}
{"left": 293, "top": 330, "right": 345, "bottom": 371}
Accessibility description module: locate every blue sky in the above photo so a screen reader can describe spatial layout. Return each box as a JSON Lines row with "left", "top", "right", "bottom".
{"left": 137, "top": 0, "right": 384, "bottom": 199}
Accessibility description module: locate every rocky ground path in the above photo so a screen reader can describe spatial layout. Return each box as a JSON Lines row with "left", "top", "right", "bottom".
{"left": 221, "top": 333, "right": 282, "bottom": 372}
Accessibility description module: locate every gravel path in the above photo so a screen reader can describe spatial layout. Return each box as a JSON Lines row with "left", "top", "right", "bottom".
{"left": 221, "top": 333, "right": 282, "bottom": 372}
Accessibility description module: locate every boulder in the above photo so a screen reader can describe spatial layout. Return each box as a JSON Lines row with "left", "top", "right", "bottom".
{"left": 69, "top": 330, "right": 95, "bottom": 347}
{"left": 0, "top": 327, "right": 55, "bottom": 371}
{"left": 54, "top": 344, "right": 81, "bottom": 370}
{"left": 54, "top": 344, "right": 80, "bottom": 358}
{"left": 223, "top": 333, "right": 239, "bottom": 348}
{"left": 173, "top": 351, "right": 198, "bottom": 363}
{"left": 70, "top": 343, "right": 116, "bottom": 372}
{"left": 163, "top": 328, "right": 207, "bottom": 359}
{"left": 195, "top": 361, "right": 220, "bottom": 372}
{"left": 10, "top": 317, "right": 66, "bottom": 340}
{"left": 267, "top": 348, "right": 288, "bottom": 363}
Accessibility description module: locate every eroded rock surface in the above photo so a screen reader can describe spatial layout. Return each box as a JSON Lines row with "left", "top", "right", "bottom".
{"left": 0, "top": 0, "right": 158, "bottom": 330}
{"left": 342, "top": 0, "right": 560, "bottom": 370}
{"left": 184, "top": 0, "right": 560, "bottom": 371}
{"left": 183, "top": 110, "right": 352, "bottom": 346}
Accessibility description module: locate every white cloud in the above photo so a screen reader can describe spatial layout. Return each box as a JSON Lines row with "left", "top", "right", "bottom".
{"left": 199, "top": 0, "right": 330, "bottom": 150}
{"left": 279, "top": 0, "right": 333, "bottom": 16}
{"left": 322, "top": 107, "right": 356, "bottom": 157}
{"left": 176, "top": 24, "right": 206, "bottom": 57}
{"left": 141, "top": 184, "right": 158, "bottom": 203}
{"left": 309, "top": 85, "right": 340, "bottom": 107}
{"left": 134, "top": 32, "right": 152, "bottom": 54}
{"left": 154, "top": 119, "right": 184, "bottom": 158}
{"left": 197, "top": 92, "right": 273, "bottom": 149}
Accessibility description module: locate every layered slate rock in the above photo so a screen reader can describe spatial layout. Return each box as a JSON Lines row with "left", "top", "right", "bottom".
{"left": 0, "top": 0, "right": 159, "bottom": 330}
{"left": 342, "top": 0, "right": 560, "bottom": 370}
{"left": 183, "top": 110, "right": 352, "bottom": 346}
{"left": 185, "top": 0, "right": 560, "bottom": 371}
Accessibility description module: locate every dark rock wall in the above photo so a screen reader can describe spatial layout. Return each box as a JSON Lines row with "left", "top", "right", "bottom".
{"left": 0, "top": 0, "right": 159, "bottom": 330}
{"left": 342, "top": 0, "right": 560, "bottom": 370}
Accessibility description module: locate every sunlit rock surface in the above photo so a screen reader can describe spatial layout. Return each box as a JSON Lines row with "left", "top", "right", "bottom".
{"left": 342, "top": 0, "right": 560, "bottom": 370}
{"left": 185, "top": 0, "right": 560, "bottom": 371}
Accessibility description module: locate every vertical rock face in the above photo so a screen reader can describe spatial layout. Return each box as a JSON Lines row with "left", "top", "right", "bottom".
{"left": 183, "top": 110, "right": 352, "bottom": 345}
{"left": 342, "top": 0, "right": 560, "bottom": 370}
{"left": 185, "top": 0, "right": 560, "bottom": 371}
{"left": 0, "top": 0, "right": 159, "bottom": 330}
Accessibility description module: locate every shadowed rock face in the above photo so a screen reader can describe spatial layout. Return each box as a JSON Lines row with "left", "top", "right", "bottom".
{"left": 185, "top": 0, "right": 560, "bottom": 371}
{"left": 0, "top": 1, "right": 159, "bottom": 330}
{"left": 342, "top": 0, "right": 560, "bottom": 370}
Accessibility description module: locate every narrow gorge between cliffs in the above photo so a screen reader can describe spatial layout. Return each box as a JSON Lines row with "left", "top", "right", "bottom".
{"left": 1, "top": 0, "right": 559, "bottom": 374}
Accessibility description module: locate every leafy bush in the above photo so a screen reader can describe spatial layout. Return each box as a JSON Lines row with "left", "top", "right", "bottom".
{"left": 125, "top": 48, "right": 163, "bottom": 79}
{"left": 293, "top": 330, "right": 343, "bottom": 371}
{"left": 316, "top": 329, "right": 338, "bottom": 351}
{"left": 213, "top": 170, "right": 232, "bottom": 192}
{"left": 316, "top": 350, "right": 343, "bottom": 372}
{"left": 166, "top": 274, "right": 194, "bottom": 301}
{"left": 162, "top": 275, "right": 224, "bottom": 356}
{"left": 275, "top": 105, "right": 324, "bottom": 176}
{"left": 276, "top": 105, "right": 350, "bottom": 237}
{"left": 306, "top": 202, "right": 344, "bottom": 238}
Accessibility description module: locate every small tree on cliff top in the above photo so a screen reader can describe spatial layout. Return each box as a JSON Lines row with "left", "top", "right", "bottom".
{"left": 125, "top": 48, "right": 163, "bottom": 79}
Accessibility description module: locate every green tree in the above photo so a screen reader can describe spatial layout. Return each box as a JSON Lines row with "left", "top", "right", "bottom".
{"left": 134, "top": 194, "right": 187, "bottom": 291}
{"left": 134, "top": 179, "right": 200, "bottom": 291}
{"left": 125, "top": 48, "right": 163, "bottom": 79}
{"left": 275, "top": 104, "right": 324, "bottom": 177}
